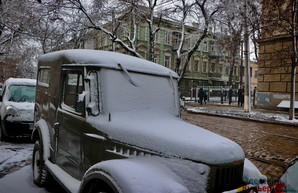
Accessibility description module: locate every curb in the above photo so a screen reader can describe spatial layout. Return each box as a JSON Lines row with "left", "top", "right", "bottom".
{"left": 186, "top": 107, "right": 298, "bottom": 127}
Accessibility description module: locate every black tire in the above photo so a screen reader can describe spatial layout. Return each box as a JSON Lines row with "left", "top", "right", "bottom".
{"left": 85, "top": 180, "right": 115, "bottom": 193}
{"left": 32, "top": 140, "right": 49, "bottom": 187}
{"left": 0, "top": 119, "right": 9, "bottom": 142}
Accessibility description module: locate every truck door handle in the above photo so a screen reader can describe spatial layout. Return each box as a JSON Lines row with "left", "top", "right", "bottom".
{"left": 54, "top": 122, "right": 60, "bottom": 138}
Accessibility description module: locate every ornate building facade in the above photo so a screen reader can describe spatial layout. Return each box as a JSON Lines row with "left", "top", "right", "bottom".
{"left": 79, "top": 18, "right": 242, "bottom": 96}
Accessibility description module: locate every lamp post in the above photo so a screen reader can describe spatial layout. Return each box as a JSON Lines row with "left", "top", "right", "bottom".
{"left": 244, "top": 0, "right": 251, "bottom": 113}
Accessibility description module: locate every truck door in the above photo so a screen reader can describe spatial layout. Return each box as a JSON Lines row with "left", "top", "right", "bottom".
{"left": 56, "top": 68, "right": 85, "bottom": 179}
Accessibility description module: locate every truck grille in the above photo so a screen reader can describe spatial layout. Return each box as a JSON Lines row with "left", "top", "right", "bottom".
{"left": 209, "top": 162, "right": 244, "bottom": 193}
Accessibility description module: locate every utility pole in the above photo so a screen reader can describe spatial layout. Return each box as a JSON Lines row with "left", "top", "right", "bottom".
{"left": 244, "top": 0, "right": 251, "bottom": 112}
{"left": 240, "top": 41, "right": 244, "bottom": 87}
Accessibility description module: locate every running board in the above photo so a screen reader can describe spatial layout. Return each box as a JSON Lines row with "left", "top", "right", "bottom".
{"left": 45, "top": 160, "right": 81, "bottom": 193}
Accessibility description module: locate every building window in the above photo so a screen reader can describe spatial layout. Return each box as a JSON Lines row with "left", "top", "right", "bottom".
{"left": 203, "top": 41, "right": 208, "bottom": 51}
{"left": 138, "top": 26, "right": 148, "bottom": 41}
{"left": 211, "top": 63, "right": 215, "bottom": 72}
{"left": 219, "top": 64, "right": 223, "bottom": 74}
{"left": 172, "top": 32, "right": 181, "bottom": 45}
{"left": 203, "top": 62, "right": 208, "bottom": 73}
{"left": 211, "top": 41, "right": 215, "bottom": 51}
{"left": 165, "top": 55, "right": 171, "bottom": 68}
{"left": 194, "top": 60, "right": 199, "bottom": 72}
{"left": 139, "top": 51, "right": 146, "bottom": 58}
{"left": 226, "top": 67, "right": 229, "bottom": 75}
{"left": 165, "top": 31, "right": 171, "bottom": 45}
{"left": 153, "top": 54, "right": 159, "bottom": 63}
{"left": 154, "top": 31, "right": 159, "bottom": 43}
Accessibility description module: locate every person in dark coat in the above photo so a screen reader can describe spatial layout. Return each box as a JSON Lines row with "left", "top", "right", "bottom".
{"left": 203, "top": 92, "right": 207, "bottom": 104}
{"left": 228, "top": 88, "right": 233, "bottom": 105}
{"left": 238, "top": 86, "right": 244, "bottom": 106}
{"left": 198, "top": 88, "right": 205, "bottom": 105}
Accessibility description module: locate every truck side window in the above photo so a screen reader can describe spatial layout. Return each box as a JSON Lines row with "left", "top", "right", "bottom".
{"left": 38, "top": 68, "right": 51, "bottom": 87}
{"left": 62, "top": 70, "right": 84, "bottom": 113}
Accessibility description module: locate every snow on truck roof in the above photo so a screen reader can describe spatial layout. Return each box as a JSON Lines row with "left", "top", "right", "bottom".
{"left": 39, "top": 49, "right": 179, "bottom": 78}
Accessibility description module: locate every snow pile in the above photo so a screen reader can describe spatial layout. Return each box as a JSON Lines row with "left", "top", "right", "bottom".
{"left": 187, "top": 106, "right": 298, "bottom": 125}
{"left": 0, "top": 143, "right": 32, "bottom": 175}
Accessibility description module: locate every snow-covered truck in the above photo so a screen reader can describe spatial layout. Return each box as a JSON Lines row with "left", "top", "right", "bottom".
{"left": 32, "top": 49, "right": 267, "bottom": 193}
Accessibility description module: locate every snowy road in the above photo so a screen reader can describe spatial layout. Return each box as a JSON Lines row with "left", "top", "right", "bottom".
{"left": 0, "top": 140, "right": 65, "bottom": 193}
{"left": 0, "top": 140, "right": 32, "bottom": 178}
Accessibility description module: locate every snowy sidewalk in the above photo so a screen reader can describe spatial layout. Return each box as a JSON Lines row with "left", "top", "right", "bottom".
{"left": 185, "top": 102, "right": 298, "bottom": 126}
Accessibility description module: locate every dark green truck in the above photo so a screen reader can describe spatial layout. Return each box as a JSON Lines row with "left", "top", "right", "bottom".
{"left": 32, "top": 49, "right": 267, "bottom": 193}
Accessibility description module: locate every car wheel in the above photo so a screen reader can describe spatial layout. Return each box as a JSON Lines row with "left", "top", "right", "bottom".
{"left": 32, "top": 140, "right": 49, "bottom": 187}
{"left": 0, "top": 119, "right": 8, "bottom": 142}
{"left": 85, "top": 180, "right": 115, "bottom": 193}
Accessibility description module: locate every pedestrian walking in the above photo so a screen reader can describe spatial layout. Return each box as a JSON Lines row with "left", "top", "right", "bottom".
{"left": 220, "top": 87, "right": 224, "bottom": 104}
{"left": 228, "top": 87, "right": 233, "bottom": 105}
{"left": 198, "top": 88, "right": 205, "bottom": 105}
{"left": 253, "top": 87, "right": 257, "bottom": 106}
{"left": 238, "top": 86, "right": 244, "bottom": 106}
{"left": 204, "top": 92, "right": 207, "bottom": 104}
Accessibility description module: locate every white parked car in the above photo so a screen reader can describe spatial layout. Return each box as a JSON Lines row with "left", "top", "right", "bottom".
{"left": 0, "top": 78, "right": 36, "bottom": 141}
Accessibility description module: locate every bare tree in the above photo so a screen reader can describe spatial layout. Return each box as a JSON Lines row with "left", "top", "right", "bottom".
{"left": 247, "top": 0, "right": 262, "bottom": 61}
{"left": 55, "top": 0, "right": 144, "bottom": 58}
{"left": 0, "top": 0, "right": 40, "bottom": 80}
{"left": 169, "top": 0, "right": 221, "bottom": 85}
{"left": 217, "top": 0, "right": 243, "bottom": 87}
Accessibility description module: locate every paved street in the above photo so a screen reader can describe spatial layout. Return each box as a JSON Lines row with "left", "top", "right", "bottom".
{"left": 181, "top": 105, "right": 298, "bottom": 182}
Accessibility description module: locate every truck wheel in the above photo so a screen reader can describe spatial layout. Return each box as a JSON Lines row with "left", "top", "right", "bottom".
{"left": 85, "top": 180, "right": 115, "bottom": 193}
{"left": 32, "top": 140, "right": 49, "bottom": 187}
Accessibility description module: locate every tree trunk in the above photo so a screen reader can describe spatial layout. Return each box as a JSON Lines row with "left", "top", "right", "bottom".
{"left": 289, "top": 0, "right": 297, "bottom": 120}
{"left": 289, "top": 65, "right": 296, "bottom": 120}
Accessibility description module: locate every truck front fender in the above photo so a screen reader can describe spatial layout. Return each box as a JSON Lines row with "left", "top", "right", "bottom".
{"left": 31, "top": 119, "right": 51, "bottom": 161}
{"left": 80, "top": 158, "right": 190, "bottom": 193}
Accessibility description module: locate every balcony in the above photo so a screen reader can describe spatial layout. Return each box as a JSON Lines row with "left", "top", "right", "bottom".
{"left": 208, "top": 72, "right": 222, "bottom": 78}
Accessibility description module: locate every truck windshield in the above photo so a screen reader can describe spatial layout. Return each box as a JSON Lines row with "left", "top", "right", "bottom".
{"left": 100, "top": 69, "right": 179, "bottom": 115}
{"left": 8, "top": 85, "right": 36, "bottom": 103}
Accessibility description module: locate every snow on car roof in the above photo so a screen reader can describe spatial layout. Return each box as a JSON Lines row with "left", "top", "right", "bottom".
{"left": 39, "top": 49, "right": 179, "bottom": 78}
{"left": 4, "top": 78, "right": 36, "bottom": 86}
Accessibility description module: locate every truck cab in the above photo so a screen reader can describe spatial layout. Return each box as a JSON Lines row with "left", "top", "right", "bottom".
{"left": 32, "top": 49, "right": 266, "bottom": 193}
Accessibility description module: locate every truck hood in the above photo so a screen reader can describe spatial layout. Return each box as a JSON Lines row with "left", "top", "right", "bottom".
{"left": 89, "top": 111, "right": 245, "bottom": 164}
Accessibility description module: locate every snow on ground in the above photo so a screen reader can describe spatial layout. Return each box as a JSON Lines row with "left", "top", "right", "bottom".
{"left": 0, "top": 141, "right": 64, "bottom": 193}
{"left": 0, "top": 141, "right": 33, "bottom": 176}
{"left": 0, "top": 165, "right": 46, "bottom": 193}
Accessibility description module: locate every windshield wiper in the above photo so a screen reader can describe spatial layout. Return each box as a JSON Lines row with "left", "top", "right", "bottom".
{"left": 118, "top": 63, "right": 138, "bottom": 87}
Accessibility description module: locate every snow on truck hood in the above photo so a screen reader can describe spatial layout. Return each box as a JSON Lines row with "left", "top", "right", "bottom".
{"left": 88, "top": 112, "right": 245, "bottom": 164}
